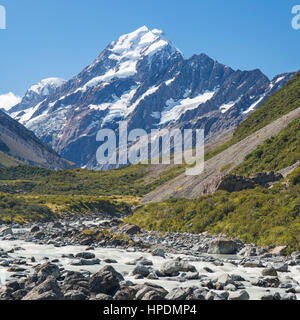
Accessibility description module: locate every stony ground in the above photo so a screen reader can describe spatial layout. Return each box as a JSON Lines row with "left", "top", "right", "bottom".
{"left": 0, "top": 215, "right": 299, "bottom": 301}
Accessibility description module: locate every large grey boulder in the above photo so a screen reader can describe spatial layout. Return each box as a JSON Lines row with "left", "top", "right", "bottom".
{"left": 228, "top": 290, "right": 250, "bottom": 300}
{"left": 262, "top": 267, "right": 278, "bottom": 277}
{"left": 22, "top": 276, "right": 63, "bottom": 300}
{"left": 160, "top": 260, "right": 197, "bottom": 276}
{"left": 208, "top": 238, "right": 238, "bottom": 254}
{"left": 132, "top": 265, "right": 151, "bottom": 277}
{"left": 89, "top": 265, "right": 124, "bottom": 295}
{"left": 0, "top": 227, "right": 13, "bottom": 236}
{"left": 75, "top": 252, "right": 96, "bottom": 260}
{"left": 35, "top": 262, "right": 61, "bottom": 280}
{"left": 165, "top": 287, "right": 192, "bottom": 300}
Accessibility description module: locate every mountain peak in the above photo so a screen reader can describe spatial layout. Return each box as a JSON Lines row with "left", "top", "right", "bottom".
{"left": 108, "top": 26, "right": 178, "bottom": 59}
{"left": 82, "top": 27, "right": 181, "bottom": 90}
{"left": 28, "top": 77, "right": 66, "bottom": 95}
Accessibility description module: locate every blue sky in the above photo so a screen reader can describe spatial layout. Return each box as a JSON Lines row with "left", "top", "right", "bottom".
{"left": 0, "top": 0, "right": 299, "bottom": 96}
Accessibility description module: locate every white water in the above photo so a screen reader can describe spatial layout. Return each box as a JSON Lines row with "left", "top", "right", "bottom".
{"left": 1, "top": 238, "right": 299, "bottom": 300}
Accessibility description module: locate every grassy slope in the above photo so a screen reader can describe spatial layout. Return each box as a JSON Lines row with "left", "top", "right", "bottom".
{"left": 126, "top": 167, "right": 300, "bottom": 252}
{"left": 127, "top": 72, "right": 300, "bottom": 251}
{"left": 0, "top": 151, "right": 24, "bottom": 167}
{"left": 232, "top": 115, "right": 300, "bottom": 176}
{"left": 0, "top": 192, "right": 138, "bottom": 224}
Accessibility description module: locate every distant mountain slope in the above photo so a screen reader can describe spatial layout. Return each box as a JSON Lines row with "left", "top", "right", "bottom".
{"left": 9, "top": 78, "right": 66, "bottom": 116}
{"left": 8, "top": 26, "right": 294, "bottom": 168}
{"left": 142, "top": 106, "right": 300, "bottom": 203}
{"left": 142, "top": 71, "right": 300, "bottom": 202}
{"left": 0, "top": 110, "right": 73, "bottom": 169}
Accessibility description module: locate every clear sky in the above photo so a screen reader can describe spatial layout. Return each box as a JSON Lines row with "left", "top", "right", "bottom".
{"left": 0, "top": 0, "right": 299, "bottom": 96}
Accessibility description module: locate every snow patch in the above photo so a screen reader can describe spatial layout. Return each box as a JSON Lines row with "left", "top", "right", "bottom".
{"left": 219, "top": 98, "right": 240, "bottom": 113}
{"left": 28, "top": 78, "right": 66, "bottom": 96}
{"left": 165, "top": 78, "right": 176, "bottom": 86}
{"left": 101, "top": 86, "right": 139, "bottom": 125}
{"left": 160, "top": 91, "right": 216, "bottom": 125}
{"left": 243, "top": 96, "right": 265, "bottom": 114}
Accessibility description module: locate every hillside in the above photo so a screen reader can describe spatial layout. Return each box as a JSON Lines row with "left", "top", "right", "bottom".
{"left": 126, "top": 72, "right": 300, "bottom": 252}
{"left": 233, "top": 116, "right": 300, "bottom": 176}
{"left": 0, "top": 110, "right": 73, "bottom": 169}
{"left": 142, "top": 106, "right": 300, "bottom": 202}
{"left": 142, "top": 70, "right": 300, "bottom": 203}
{"left": 126, "top": 166, "right": 300, "bottom": 252}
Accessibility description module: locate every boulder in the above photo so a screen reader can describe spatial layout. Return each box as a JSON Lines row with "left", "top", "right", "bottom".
{"left": 160, "top": 260, "right": 197, "bottom": 276}
{"left": 119, "top": 224, "right": 141, "bottom": 235}
{"left": 132, "top": 256, "right": 153, "bottom": 266}
{"left": 228, "top": 290, "right": 250, "bottom": 300}
{"left": 64, "top": 290, "right": 87, "bottom": 300}
{"left": 269, "top": 246, "right": 287, "bottom": 256}
{"left": 282, "top": 293, "right": 297, "bottom": 300}
{"left": 203, "top": 172, "right": 283, "bottom": 195}
{"left": 135, "top": 284, "right": 168, "bottom": 300}
{"left": 22, "top": 277, "right": 63, "bottom": 300}
{"left": 75, "top": 252, "right": 96, "bottom": 260}
{"left": 90, "top": 294, "right": 114, "bottom": 300}
{"left": 89, "top": 265, "right": 124, "bottom": 295}
{"left": 273, "top": 263, "right": 288, "bottom": 272}
{"left": 35, "top": 262, "right": 61, "bottom": 280}
{"left": 208, "top": 238, "right": 238, "bottom": 254}
{"left": 114, "top": 287, "right": 137, "bottom": 300}
{"left": 132, "top": 265, "right": 151, "bottom": 277}
{"left": 165, "top": 287, "right": 192, "bottom": 300}
{"left": 34, "top": 231, "right": 45, "bottom": 240}
{"left": 0, "top": 227, "right": 13, "bottom": 237}
{"left": 262, "top": 267, "right": 278, "bottom": 277}
{"left": 30, "top": 225, "right": 40, "bottom": 233}
{"left": 152, "top": 248, "right": 165, "bottom": 258}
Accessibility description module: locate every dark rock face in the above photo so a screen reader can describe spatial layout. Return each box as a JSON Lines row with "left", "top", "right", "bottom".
{"left": 8, "top": 26, "right": 295, "bottom": 169}
{"left": 216, "top": 175, "right": 255, "bottom": 193}
{"left": 203, "top": 171, "right": 284, "bottom": 194}
{"left": 251, "top": 171, "right": 283, "bottom": 187}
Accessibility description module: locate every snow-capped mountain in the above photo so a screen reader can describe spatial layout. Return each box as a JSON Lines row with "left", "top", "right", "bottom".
{"left": 8, "top": 26, "right": 295, "bottom": 168}
{"left": 9, "top": 77, "right": 66, "bottom": 118}
{"left": 0, "top": 92, "right": 21, "bottom": 112}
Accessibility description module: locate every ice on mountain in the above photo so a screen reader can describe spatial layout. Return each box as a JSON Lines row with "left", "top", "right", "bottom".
{"left": 160, "top": 91, "right": 216, "bottom": 125}
{"left": 28, "top": 78, "right": 66, "bottom": 95}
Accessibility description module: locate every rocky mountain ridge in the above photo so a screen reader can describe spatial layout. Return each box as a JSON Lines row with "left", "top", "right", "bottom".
{"left": 7, "top": 26, "right": 295, "bottom": 168}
